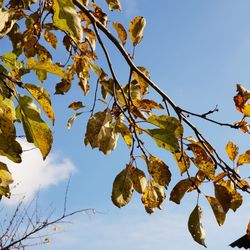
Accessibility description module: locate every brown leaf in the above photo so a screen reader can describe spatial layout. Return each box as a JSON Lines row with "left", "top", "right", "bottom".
{"left": 129, "top": 165, "right": 147, "bottom": 193}
{"left": 68, "top": 101, "right": 84, "bottom": 111}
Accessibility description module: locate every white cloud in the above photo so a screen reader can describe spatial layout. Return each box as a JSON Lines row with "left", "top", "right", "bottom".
{"left": 0, "top": 139, "right": 76, "bottom": 205}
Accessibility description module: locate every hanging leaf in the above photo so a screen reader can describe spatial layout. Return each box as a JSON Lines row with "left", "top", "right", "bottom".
{"left": 111, "top": 167, "right": 134, "bottom": 208}
{"left": 16, "top": 95, "right": 53, "bottom": 159}
{"left": 237, "top": 150, "right": 250, "bottom": 166}
{"left": 132, "top": 66, "right": 150, "bottom": 95}
{"left": 112, "top": 22, "right": 127, "bottom": 45}
{"left": 68, "top": 101, "right": 84, "bottom": 111}
{"left": 225, "top": 141, "right": 239, "bottom": 162}
{"left": 141, "top": 179, "right": 159, "bottom": 214}
{"left": 230, "top": 191, "right": 243, "bottom": 212}
{"left": 115, "top": 122, "right": 132, "bottom": 148}
{"left": 24, "top": 83, "right": 55, "bottom": 125}
{"left": 234, "top": 84, "right": 250, "bottom": 116}
{"left": 27, "top": 57, "right": 66, "bottom": 78}
{"left": 44, "top": 30, "right": 58, "bottom": 49}
{"left": 52, "top": 0, "right": 83, "bottom": 42}
{"left": 55, "top": 80, "right": 72, "bottom": 95}
{"left": 0, "top": 96, "right": 22, "bottom": 163}
{"left": 188, "top": 205, "right": 207, "bottom": 248}
{"left": 0, "top": 8, "right": 16, "bottom": 39}
{"left": 67, "top": 112, "right": 83, "bottom": 129}
{"left": 84, "top": 109, "right": 119, "bottom": 154}
{"left": 105, "top": 0, "right": 121, "bottom": 11}
{"left": 0, "top": 185, "right": 11, "bottom": 198}
{"left": 0, "top": 162, "right": 13, "bottom": 187}
{"left": 206, "top": 196, "right": 226, "bottom": 226}
{"left": 214, "top": 183, "right": 232, "bottom": 214}
{"left": 146, "top": 155, "right": 171, "bottom": 187}
{"left": 151, "top": 180, "right": 166, "bottom": 209}
{"left": 128, "top": 165, "right": 147, "bottom": 193}
{"left": 78, "top": 78, "right": 90, "bottom": 96}
{"left": 192, "top": 157, "right": 215, "bottom": 180}
{"left": 173, "top": 150, "right": 190, "bottom": 175}
{"left": 170, "top": 178, "right": 194, "bottom": 204}
{"left": 129, "top": 16, "right": 146, "bottom": 46}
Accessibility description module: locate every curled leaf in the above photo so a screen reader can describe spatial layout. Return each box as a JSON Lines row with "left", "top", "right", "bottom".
{"left": 67, "top": 112, "right": 83, "bottom": 129}
{"left": 68, "top": 101, "right": 84, "bottom": 111}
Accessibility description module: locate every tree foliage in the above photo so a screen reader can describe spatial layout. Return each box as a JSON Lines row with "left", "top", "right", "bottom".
{"left": 0, "top": 0, "right": 250, "bottom": 247}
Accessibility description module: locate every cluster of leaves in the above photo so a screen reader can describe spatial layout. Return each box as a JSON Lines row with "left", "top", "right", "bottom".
{"left": 0, "top": 0, "right": 250, "bottom": 247}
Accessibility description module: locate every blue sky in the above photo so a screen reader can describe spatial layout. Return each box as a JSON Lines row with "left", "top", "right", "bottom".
{"left": 2, "top": 0, "right": 250, "bottom": 249}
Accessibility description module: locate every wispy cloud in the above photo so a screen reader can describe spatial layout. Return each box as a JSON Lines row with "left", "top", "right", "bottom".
{"left": 0, "top": 139, "right": 75, "bottom": 205}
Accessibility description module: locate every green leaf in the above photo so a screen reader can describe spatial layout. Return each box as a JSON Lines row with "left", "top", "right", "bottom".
{"left": 0, "top": 95, "right": 22, "bottom": 163}
{"left": 111, "top": 167, "right": 134, "bottom": 208}
{"left": 26, "top": 57, "right": 66, "bottom": 78}
{"left": 105, "top": 0, "right": 121, "bottom": 11}
{"left": 0, "top": 162, "right": 13, "bottom": 186}
{"left": 206, "top": 196, "right": 226, "bottom": 226}
{"left": 112, "top": 22, "right": 127, "bottom": 45}
{"left": 67, "top": 112, "right": 83, "bottom": 129}
{"left": 147, "top": 155, "right": 171, "bottom": 187}
{"left": 145, "top": 128, "right": 180, "bottom": 153}
{"left": 188, "top": 205, "right": 207, "bottom": 248}
{"left": 16, "top": 95, "right": 53, "bottom": 159}
{"left": 52, "top": 0, "right": 83, "bottom": 42}
{"left": 129, "top": 16, "right": 146, "bottom": 46}
{"left": 24, "top": 83, "right": 55, "bottom": 125}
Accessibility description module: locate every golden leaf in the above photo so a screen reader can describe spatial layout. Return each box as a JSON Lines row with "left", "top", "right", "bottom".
{"left": 173, "top": 150, "right": 190, "bottom": 175}
{"left": 192, "top": 156, "right": 215, "bottom": 180}
{"left": 237, "top": 150, "right": 250, "bottom": 166}
{"left": 68, "top": 101, "right": 84, "bottom": 111}
{"left": 112, "top": 22, "right": 127, "bottom": 45}
{"left": 105, "top": 0, "right": 121, "bottom": 11}
{"left": 44, "top": 30, "right": 57, "bottom": 49}
{"left": 129, "top": 16, "right": 146, "bottom": 46}
{"left": 67, "top": 112, "right": 83, "bottom": 129}
{"left": 225, "top": 141, "right": 239, "bottom": 162}
{"left": 0, "top": 162, "right": 13, "bottom": 187}
{"left": 129, "top": 165, "right": 147, "bottom": 193}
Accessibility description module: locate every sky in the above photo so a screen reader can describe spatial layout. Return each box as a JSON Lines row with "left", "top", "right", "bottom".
{"left": 2, "top": 0, "right": 250, "bottom": 249}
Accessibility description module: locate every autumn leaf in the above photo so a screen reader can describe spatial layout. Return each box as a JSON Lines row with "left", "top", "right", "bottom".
{"left": 55, "top": 80, "right": 72, "bottom": 95}
{"left": 68, "top": 101, "right": 84, "bottom": 111}
{"left": 206, "top": 196, "right": 226, "bottom": 226}
{"left": 146, "top": 155, "right": 171, "bottom": 187}
{"left": 188, "top": 205, "right": 207, "bottom": 248}
{"left": 151, "top": 180, "right": 166, "bottom": 209}
{"left": 225, "top": 141, "right": 239, "bottom": 162}
{"left": 44, "top": 30, "right": 57, "bottom": 49}
{"left": 173, "top": 150, "right": 190, "bottom": 175}
{"left": 52, "top": 0, "right": 83, "bottom": 42}
{"left": 237, "top": 150, "right": 250, "bottom": 166}
{"left": 0, "top": 162, "right": 13, "bottom": 187}
{"left": 111, "top": 167, "right": 133, "bottom": 208}
{"left": 105, "top": 0, "right": 121, "bottom": 11}
{"left": 129, "top": 16, "right": 146, "bottom": 46}
{"left": 24, "top": 83, "right": 55, "bottom": 125}
{"left": 0, "top": 8, "right": 16, "bottom": 39}
{"left": 214, "top": 183, "right": 232, "bottom": 214}
{"left": 230, "top": 192, "right": 243, "bottom": 212}
{"left": 192, "top": 157, "right": 215, "bottom": 180}
{"left": 67, "top": 112, "right": 83, "bottom": 129}
{"left": 132, "top": 66, "right": 150, "bottom": 95}
{"left": 128, "top": 165, "right": 147, "bottom": 193}
{"left": 16, "top": 95, "right": 53, "bottom": 159}
{"left": 112, "top": 22, "right": 127, "bottom": 45}
{"left": 115, "top": 122, "right": 132, "bottom": 148}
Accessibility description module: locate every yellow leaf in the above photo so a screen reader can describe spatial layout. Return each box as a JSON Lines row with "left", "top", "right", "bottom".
{"left": 52, "top": 0, "right": 83, "bottom": 42}
{"left": 188, "top": 205, "right": 206, "bottom": 247}
{"left": 24, "top": 83, "right": 55, "bottom": 125}
{"left": 173, "top": 150, "right": 190, "bottom": 175}
{"left": 0, "top": 162, "right": 13, "bottom": 186}
{"left": 132, "top": 66, "right": 150, "bottom": 95}
{"left": 225, "top": 141, "right": 239, "bottom": 161}
{"left": 129, "top": 165, "right": 147, "bottom": 193}
{"left": 115, "top": 122, "right": 132, "bottom": 148}
{"left": 206, "top": 196, "right": 226, "bottom": 226}
{"left": 129, "top": 16, "right": 146, "bottom": 46}
{"left": 78, "top": 78, "right": 89, "bottom": 96}
{"left": 230, "top": 192, "right": 243, "bottom": 212}
{"left": 192, "top": 156, "right": 215, "bottom": 180}
{"left": 214, "top": 183, "right": 232, "bottom": 214}
{"left": 105, "top": 0, "right": 121, "bottom": 11}
{"left": 68, "top": 101, "right": 84, "bottom": 111}
{"left": 16, "top": 95, "right": 53, "bottom": 159}
{"left": 67, "top": 112, "right": 83, "bottom": 129}
{"left": 237, "top": 150, "right": 250, "bottom": 166}
{"left": 151, "top": 180, "right": 166, "bottom": 209}
{"left": 111, "top": 167, "right": 133, "bottom": 208}
{"left": 147, "top": 155, "right": 171, "bottom": 187}
{"left": 44, "top": 30, "right": 58, "bottom": 49}
{"left": 27, "top": 57, "right": 66, "bottom": 78}
{"left": 112, "top": 22, "right": 127, "bottom": 45}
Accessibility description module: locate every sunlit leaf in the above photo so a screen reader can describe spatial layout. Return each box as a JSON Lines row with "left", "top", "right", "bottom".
{"left": 173, "top": 150, "right": 190, "bottom": 175}
{"left": 112, "top": 22, "right": 127, "bottom": 45}
{"left": 151, "top": 180, "right": 166, "bottom": 209}
{"left": 230, "top": 191, "right": 243, "bottom": 212}
{"left": 147, "top": 155, "right": 171, "bottom": 187}
{"left": 192, "top": 157, "right": 215, "bottom": 180}
{"left": 105, "top": 0, "right": 121, "bottom": 11}
{"left": 0, "top": 185, "right": 10, "bottom": 198}
{"left": 52, "top": 0, "right": 83, "bottom": 42}
{"left": 67, "top": 112, "right": 83, "bottom": 129}
{"left": 134, "top": 99, "right": 163, "bottom": 111}
{"left": 206, "top": 196, "right": 226, "bottom": 226}
{"left": 237, "top": 150, "right": 250, "bottom": 166}
{"left": 0, "top": 8, "right": 16, "bottom": 39}
{"left": 128, "top": 165, "right": 147, "bottom": 193}
{"left": 132, "top": 66, "right": 150, "bottom": 95}
{"left": 111, "top": 167, "right": 133, "bottom": 208}
{"left": 225, "top": 141, "right": 239, "bottom": 162}
{"left": 44, "top": 30, "right": 57, "bottom": 49}
{"left": 188, "top": 205, "right": 206, "bottom": 248}
{"left": 129, "top": 16, "right": 146, "bottom": 46}
{"left": 115, "top": 122, "right": 132, "bottom": 148}
{"left": 16, "top": 95, "right": 53, "bottom": 159}
{"left": 24, "top": 83, "right": 55, "bottom": 125}
{"left": 214, "top": 183, "right": 232, "bottom": 214}
{"left": 0, "top": 162, "right": 13, "bottom": 186}
{"left": 234, "top": 84, "right": 250, "bottom": 116}
{"left": 68, "top": 101, "right": 84, "bottom": 111}
{"left": 78, "top": 78, "right": 90, "bottom": 96}
{"left": 27, "top": 57, "right": 66, "bottom": 78}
